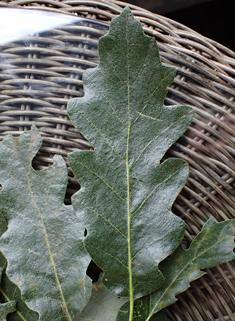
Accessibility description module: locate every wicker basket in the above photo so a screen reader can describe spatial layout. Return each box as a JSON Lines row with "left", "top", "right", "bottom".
{"left": 0, "top": 1, "right": 234, "bottom": 320}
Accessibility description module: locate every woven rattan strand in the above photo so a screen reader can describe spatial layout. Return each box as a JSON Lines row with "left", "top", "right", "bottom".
{"left": 0, "top": 1, "right": 234, "bottom": 320}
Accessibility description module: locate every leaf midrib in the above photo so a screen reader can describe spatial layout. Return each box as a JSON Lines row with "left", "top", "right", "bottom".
{"left": 27, "top": 175, "right": 72, "bottom": 321}
{"left": 125, "top": 21, "right": 134, "bottom": 321}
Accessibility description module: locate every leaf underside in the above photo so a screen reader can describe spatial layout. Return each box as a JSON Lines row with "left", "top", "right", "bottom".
{"left": 75, "top": 274, "right": 127, "bottom": 321}
{"left": 0, "top": 126, "right": 92, "bottom": 321}
{"left": 67, "top": 5, "right": 194, "bottom": 316}
{"left": 0, "top": 301, "right": 16, "bottom": 321}
{"left": 0, "top": 207, "right": 39, "bottom": 321}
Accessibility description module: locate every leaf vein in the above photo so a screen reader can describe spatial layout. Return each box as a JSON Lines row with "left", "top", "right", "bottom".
{"left": 131, "top": 69, "right": 175, "bottom": 126}
{"left": 131, "top": 166, "right": 183, "bottom": 218}
{"left": 92, "top": 80, "right": 127, "bottom": 129}
{"left": 86, "top": 206, "right": 127, "bottom": 239}
{"left": 92, "top": 246, "right": 128, "bottom": 270}
{"left": 130, "top": 114, "right": 186, "bottom": 169}
{"left": 129, "top": 45, "right": 152, "bottom": 87}
{"left": 103, "top": 47, "right": 128, "bottom": 87}
{"left": 76, "top": 110, "right": 125, "bottom": 161}
{"left": 79, "top": 163, "right": 126, "bottom": 202}
{"left": 51, "top": 222, "right": 75, "bottom": 255}
{"left": 0, "top": 207, "right": 43, "bottom": 230}
{"left": 26, "top": 176, "right": 73, "bottom": 321}
{"left": 131, "top": 226, "right": 181, "bottom": 261}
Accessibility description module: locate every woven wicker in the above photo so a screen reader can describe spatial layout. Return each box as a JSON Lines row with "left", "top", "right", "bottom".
{"left": 0, "top": 1, "right": 234, "bottom": 320}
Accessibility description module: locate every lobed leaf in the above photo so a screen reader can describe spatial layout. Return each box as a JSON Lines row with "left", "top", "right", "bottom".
{"left": 67, "top": 6, "right": 194, "bottom": 319}
{"left": 0, "top": 126, "right": 92, "bottom": 321}
{"left": 133, "top": 217, "right": 235, "bottom": 320}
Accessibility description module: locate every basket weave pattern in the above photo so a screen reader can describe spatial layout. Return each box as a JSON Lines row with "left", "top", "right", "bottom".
{"left": 0, "top": 1, "right": 234, "bottom": 320}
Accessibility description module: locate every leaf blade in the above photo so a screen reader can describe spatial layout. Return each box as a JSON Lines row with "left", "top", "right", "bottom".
{"left": 145, "top": 217, "right": 235, "bottom": 319}
{"left": 68, "top": 6, "right": 193, "bottom": 319}
{"left": 0, "top": 126, "right": 91, "bottom": 320}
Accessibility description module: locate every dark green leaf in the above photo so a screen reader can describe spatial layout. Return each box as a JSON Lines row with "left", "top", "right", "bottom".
{"left": 67, "top": 6, "right": 193, "bottom": 319}
{"left": 0, "top": 261, "right": 39, "bottom": 321}
{"left": 0, "top": 126, "right": 92, "bottom": 321}
{"left": 140, "top": 217, "right": 235, "bottom": 320}
{"left": 0, "top": 253, "right": 15, "bottom": 321}
{"left": 150, "top": 311, "right": 167, "bottom": 321}
{"left": 147, "top": 311, "right": 166, "bottom": 321}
